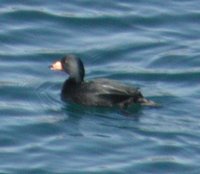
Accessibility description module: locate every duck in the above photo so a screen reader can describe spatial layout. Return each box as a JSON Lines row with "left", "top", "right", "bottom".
{"left": 50, "top": 54, "right": 156, "bottom": 109}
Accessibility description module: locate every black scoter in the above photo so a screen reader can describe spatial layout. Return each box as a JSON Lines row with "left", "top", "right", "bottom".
{"left": 50, "top": 54, "right": 156, "bottom": 109}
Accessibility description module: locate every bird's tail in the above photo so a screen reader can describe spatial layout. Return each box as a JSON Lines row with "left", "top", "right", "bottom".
{"left": 138, "top": 98, "right": 160, "bottom": 107}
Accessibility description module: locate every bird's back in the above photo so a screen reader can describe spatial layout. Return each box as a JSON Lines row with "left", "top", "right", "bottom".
{"left": 62, "top": 78, "right": 143, "bottom": 108}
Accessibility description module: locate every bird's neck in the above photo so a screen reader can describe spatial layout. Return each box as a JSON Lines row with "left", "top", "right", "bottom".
{"left": 69, "top": 76, "right": 83, "bottom": 84}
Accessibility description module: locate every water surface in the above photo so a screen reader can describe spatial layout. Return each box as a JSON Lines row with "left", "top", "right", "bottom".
{"left": 1, "top": 0, "right": 200, "bottom": 173}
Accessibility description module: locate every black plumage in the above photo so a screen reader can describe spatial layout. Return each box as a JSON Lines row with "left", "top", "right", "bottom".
{"left": 50, "top": 55, "right": 156, "bottom": 109}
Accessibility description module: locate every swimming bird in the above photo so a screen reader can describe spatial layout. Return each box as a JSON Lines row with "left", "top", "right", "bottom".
{"left": 50, "top": 54, "right": 156, "bottom": 109}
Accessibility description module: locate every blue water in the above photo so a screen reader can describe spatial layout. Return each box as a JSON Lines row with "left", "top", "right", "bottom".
{"left": 1, "top": 0, "right": 200, "bottom": 173}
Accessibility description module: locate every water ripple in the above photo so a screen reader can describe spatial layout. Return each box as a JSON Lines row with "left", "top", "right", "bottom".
{"left": 1, "top": 0, "right": 200, "bottom": 173}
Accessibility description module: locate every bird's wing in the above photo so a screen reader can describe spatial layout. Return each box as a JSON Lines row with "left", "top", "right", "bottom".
{"left": 84, "top": 78, "right": 141, "bottom": 96}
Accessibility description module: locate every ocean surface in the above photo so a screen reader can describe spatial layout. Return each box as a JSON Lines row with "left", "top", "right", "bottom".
{"left": 1, "top": 0, "right": 200, "bottom": 173}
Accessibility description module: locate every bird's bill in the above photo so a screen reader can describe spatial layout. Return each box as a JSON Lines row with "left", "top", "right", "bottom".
{"left": 49, "top": 61, "right": 63, "bottom": 71}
